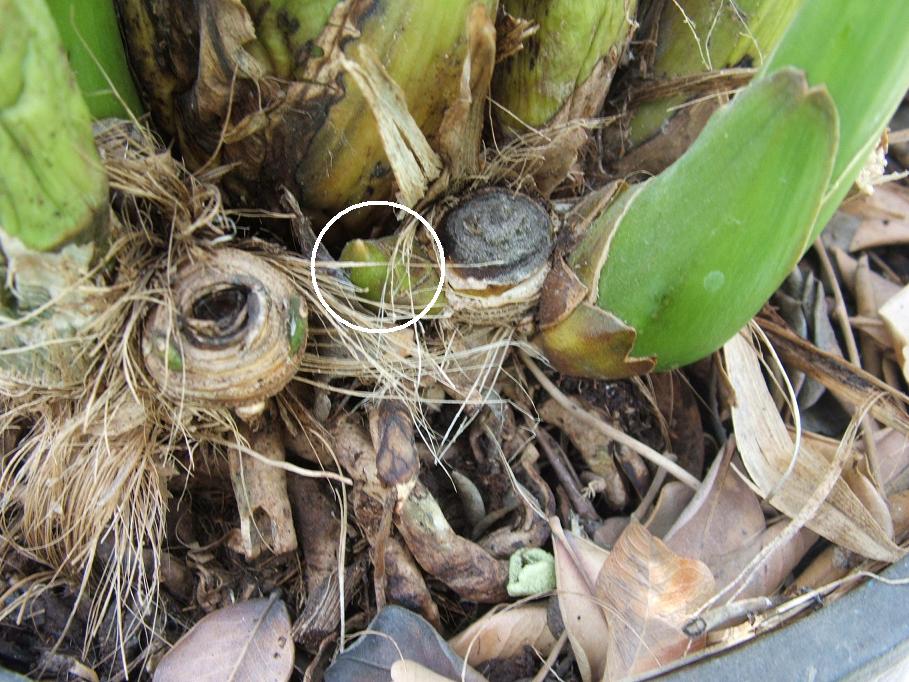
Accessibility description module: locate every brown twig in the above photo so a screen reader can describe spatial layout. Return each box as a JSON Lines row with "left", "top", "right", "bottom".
{"left": 520, "top": 350, "right": 700, "bottom": 490}
{"left": 535, "top": 429, "right": 599, "bottom": 520}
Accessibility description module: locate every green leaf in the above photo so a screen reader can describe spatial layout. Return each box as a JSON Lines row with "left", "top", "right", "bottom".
{"left": 47, "top": 0, "right": 143, "bottom": 118}
{"left": 596, "top": 68, "right": 837, "bottom": 370}
{"left": 760, "top": 0, "right": 909, "bottom": 238}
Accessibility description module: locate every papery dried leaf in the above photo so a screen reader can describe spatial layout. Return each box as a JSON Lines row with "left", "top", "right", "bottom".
{"left": 651, "top": 372, "right": 706, "bottom": 477}
{"left": 725, "top": 333, "right": 903, "bottom": 562}
{"left": 846, "top": 183, "right": 909, "bottom": 251}
{"left": 550, "top": 517, "right": 609, "bottom": 682}
{"left": 879, "top": 284, "right": 909, "bottom": 384}
{"left": 665, "top": 447, "right": 765, "bottom": 593}
{"left": 832, "top": 246, "right": 902, "bottom": 308}
{"left": 758, "top": 320, "right": 909, "bottom": 435}
{"left": 448, "top": 604, "right": 556, "bottom": 667}
{"left": 734, "top": 521, "right": 819, "bottom": 599}
{"left": 788, "top": 430, "right": 894, "bottom": 538}
{"left": 390, "top": 660, "right": 462, "bottom": 682}
{"left": 644, "top": 482, "right": 694, "bottom": 538}
{"left": 875, "top": 428, "right": 909, "bottom": 494}
{"left": 324, "top": 606, "right": 484, "bottom": 682}
{"left": 153, "top": 597, "right": 293, "bottom": 682}
{"left": 598, "top": 520, "right": 715, "bottom": 678}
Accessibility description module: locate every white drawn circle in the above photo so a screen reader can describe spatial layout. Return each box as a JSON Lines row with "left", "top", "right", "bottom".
{"left": 310, "top": 201, "right": 446, "bottom": 334}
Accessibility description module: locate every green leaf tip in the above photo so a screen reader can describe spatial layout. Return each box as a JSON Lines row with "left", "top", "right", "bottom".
{"left": 540, "top": 67, "right": 838, "bottom": 377}
{"left": 601, "top": 67, "right": 837, "bottom": 370}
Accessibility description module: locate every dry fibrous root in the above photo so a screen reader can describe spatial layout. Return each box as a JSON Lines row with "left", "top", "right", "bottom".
{"left": 0, "top": 118, "right": 322, "bottom": 673}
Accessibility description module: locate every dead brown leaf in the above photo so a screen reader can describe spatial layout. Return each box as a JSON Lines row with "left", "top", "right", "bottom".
{"left": 880, "top": 284, "right": 909, "bottom": 383}
{"left": 832, "top": 246, "right": 902, "bottom": 310}
{"left": 724, "top": 333, "right": 902, "bottom": 562}
{"left": 644, "top": 482, "right": 694, "bottom": 538}
{"left": 846, "top": 183, "right": 909, "bottom": 251}
{"left": 598, "top": 520, "right": 715, "bottom": 679}
{"left": 448, "top": 604, "right": 556, "bottom": 667}
{"left": 153, "top": 596, "right": 293, "bottom": 682}
{"left": 759, "top": 319, "right": 909, "bottom": 435}
{"left": 664, "top": 445, "right": 765, "bottom": 593}
{"left": 550, "top": 517, "right": 610, "bottom": 682}
{"left": 875, "top": 428, "right": 909, "bottom": 494}
{"left": 650, "top": 372, "right": 706, "bottom": 477}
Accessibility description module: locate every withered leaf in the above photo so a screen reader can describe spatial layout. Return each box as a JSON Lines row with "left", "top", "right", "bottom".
{"left": 448, "top": 604, "right": 556, "bottom": 667}
{"left": 725, "top": 333, "right": 903, "bottom": 562}
{"left": 880, "top": 284, "right": 909, "bottom": 384}
{"left": 153, "top": 596, "right": 293, "bottom": 682}
{"left": 324, "top": 606, "right": 484, "bottom": 682}
{"left": 550, "top": 518, "right": 610, "bottom": 682}
{"left": 847, "top": 182, "right": 909, "bottom": 252}
{"left": 598, "top": 521, "right": 715, "bottom": 679}
{"left": 665, "top": 446, "right": 765, "bottom": 593}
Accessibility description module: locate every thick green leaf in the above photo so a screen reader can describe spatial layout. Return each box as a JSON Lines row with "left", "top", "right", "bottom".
{"left": 596, "top": 68, "right": 836, "bottom": 369}
{"left": 760, "top": 1, "right": 909, "bottom": 238}
{"left": 47, "top": 0, "right": 143, "bottom": 118}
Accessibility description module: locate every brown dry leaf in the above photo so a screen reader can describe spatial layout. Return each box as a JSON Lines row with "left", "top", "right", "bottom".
{"left": 664, "top": 446, "right": 765, "bottom": 594}
{"left": 724, "top": 333, "right": 902, "bottom": 562}
{"left": 390, "top": 660, "right": 461, "bottom": 682}
{"left": 797, "top": 430, "right": 894, "bottom": 537}
{"left": 832, "top": 246, "right": 902, "bottom": 310}
{"left": 846, "top": 182, "right": 909, "bottom": 251}
{"left": 875, "top": 428, "right": 909, "bottom": 494}
{"left": 598, "top": 520, "right": 715, "bottom": 679}
{"left": 759, "top": 319, "right": 909, "bottom": 435}
{"left": 650, "top": 372, "right": 706, "bottom": 477}
{"left": 153, "top": 596, "right": 293, "bottom": 682}
{"left": 880, "top": 284, "right": 909, "bottom": 383}
{"left": 448, "top": 604, "right": 556, "bottom": 667}
{"left": 644, "top": 482, "right": 694, "bottom": 538}
{"left": 550, "top": 517, "right": 610, "bottom": 682}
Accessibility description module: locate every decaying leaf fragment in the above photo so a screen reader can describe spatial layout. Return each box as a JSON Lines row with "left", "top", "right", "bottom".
{"left": 879, "top": 284, "right": 909, "bottom": 384}
{"left": 550, "top": 517, "right": 610, "bottom": 682}
{"left": 448, "top": 604, "right": 557, "bottom": 668}
{"left": 665, "top": 443, "right": 817, "bottom": 599}
{"left": 725, "top": 333, "right": 903, "bottom": 562}
{"left": 153, "top": 596, "right": 293, "bottom": 682}
{"left": 599, "top": 520, "right": 715, "bottom": 679}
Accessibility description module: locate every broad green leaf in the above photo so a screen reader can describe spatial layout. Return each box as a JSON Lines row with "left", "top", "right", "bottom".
{"left": 47, "top": 0, "right": 143, "bottom": 118}
{"left": 595, "top": 67, "right": 836, "bottom": 369}
{"left": 760, "top": 0, "right": 909, "bottom": 238}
